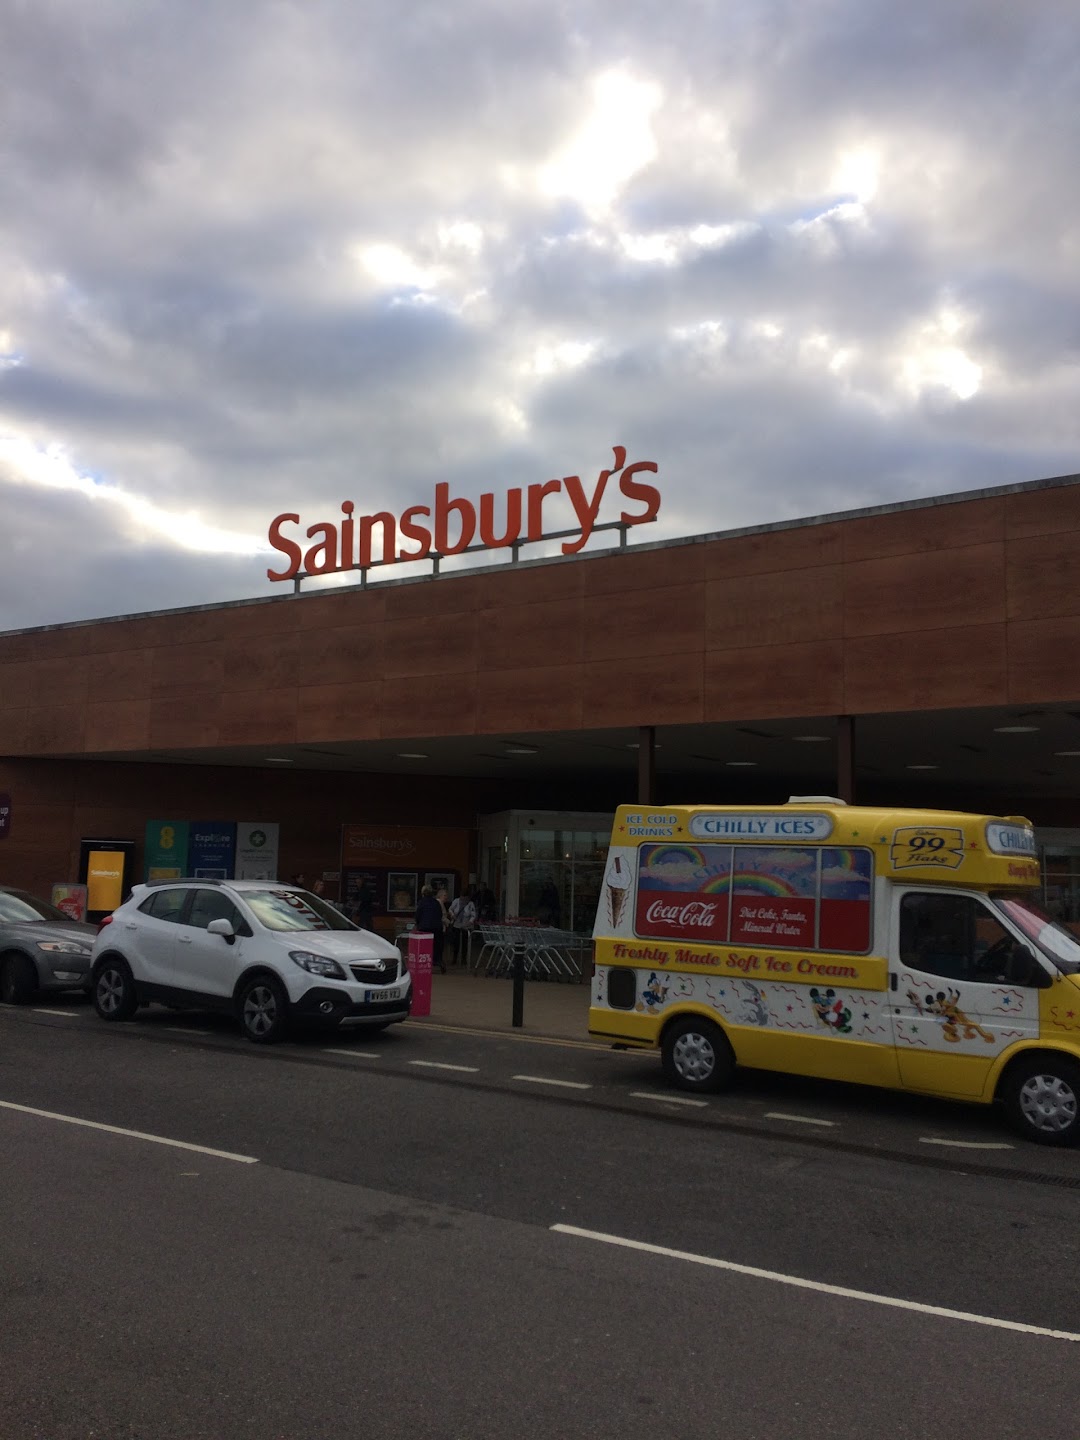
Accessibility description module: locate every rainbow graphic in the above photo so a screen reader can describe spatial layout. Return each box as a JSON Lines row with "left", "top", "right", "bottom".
{"left": 642, "top": 845, "right": 708, "bottom": 870}
{"left": 729, "top": 871, "right": 803, "bottom": 897}
{"left": 641, "top": 843, "right": 732, "bottom": 892}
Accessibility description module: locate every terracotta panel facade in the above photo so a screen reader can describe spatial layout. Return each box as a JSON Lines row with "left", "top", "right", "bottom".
{"left": 844, "top": 623, "right": 1008, "bottom": 712}
{"left": 706, "top": 566, "right": 843, "bottom": 650}
{"left": 841, "top": 497, "right": 1005, "bottom": 562}
{"left": 843, "top": 543, "right": 1006, "bottom": 638}
{"left": 582, "top": 652, "right": 703, "bottom": 728}
{"left": 581, "top": 583, "right": 705, "bottom": 662}
{"left": 705, "top": 641, "right": 845, "bottom": 721}
{"left": 1, "top": 476, "right": 1079, "bottom": 761}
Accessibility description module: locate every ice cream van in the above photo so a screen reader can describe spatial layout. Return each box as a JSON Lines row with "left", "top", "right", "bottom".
{"left": 590, "top": 799, "right": 1080, "bottom": 1145}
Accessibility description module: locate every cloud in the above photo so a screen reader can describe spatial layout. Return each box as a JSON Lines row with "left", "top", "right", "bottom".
{"left": 1, "top": 0, "right": 1079, "bottom": 630}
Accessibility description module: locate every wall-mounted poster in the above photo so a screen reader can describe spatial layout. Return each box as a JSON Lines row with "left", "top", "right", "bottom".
{"left": 189, "top": 821, "right": 237, "bottom": 879}
{"left": 425, "top": 872, "right": 455, "bottom": 900}
{"left": 236, "top": 822, "right": 279, "bottom": 881}
{"left": 387, "top": 872, "right": 418, "bottom": 913}
{"left": 145, "top": 820, "right": 190, "bottom": 881}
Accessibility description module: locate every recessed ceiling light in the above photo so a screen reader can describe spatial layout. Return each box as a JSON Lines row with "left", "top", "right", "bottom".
{"left": 994, "top": 725, "right": 1039, "bottom": 734}
{"left": 505, "top": 747, "right": 538, "bottom": 755}
{"left": 265, "top": 757, "right": 293, "bottom": 764}
{"left": 397, "top": 752, "right": 429, "bottom": 759}
{"left": 906, "top": 763, "right": 939, "bottom": 770}
{"left": 1055, "top": 750, "right": 1080, "bottom": 757}
{"left": 726, "top": 760, "right": 758, "bottom": 767}
{"left": 792, "top": 735, "right": 831, "bottom": 743}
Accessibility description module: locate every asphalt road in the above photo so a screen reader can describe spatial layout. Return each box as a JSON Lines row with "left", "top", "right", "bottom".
{"left": 2, "top": 1002, "right": 1079, "bottom": 1439}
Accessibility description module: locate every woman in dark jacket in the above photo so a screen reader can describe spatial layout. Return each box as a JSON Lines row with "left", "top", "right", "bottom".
{"left": 415, "top": 885, "right": 447, "bottom": 974}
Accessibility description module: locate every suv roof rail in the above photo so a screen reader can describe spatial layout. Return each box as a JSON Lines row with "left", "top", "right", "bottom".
{"left": 144, "top": 876, "right": 229, "bottom": 888}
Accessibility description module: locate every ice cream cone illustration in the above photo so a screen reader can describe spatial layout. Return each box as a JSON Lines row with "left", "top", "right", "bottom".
{"left": 605, "top": 853, "right": 631, "bottom": 927}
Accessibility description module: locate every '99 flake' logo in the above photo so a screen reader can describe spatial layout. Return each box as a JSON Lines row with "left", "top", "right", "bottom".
{"left": 890, "top": 826, "right": 964, "bottom": 870}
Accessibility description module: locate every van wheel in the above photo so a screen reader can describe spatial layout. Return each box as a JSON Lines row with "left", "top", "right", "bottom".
{"left": 661, "top": 1017, "right": 734, "bottom": 1094}
{"left": 238, "top": 976, "right": 289, "bottom": 1044}
{"left": 1002, "top": 1056, "right": 1080, "bottom": 1146}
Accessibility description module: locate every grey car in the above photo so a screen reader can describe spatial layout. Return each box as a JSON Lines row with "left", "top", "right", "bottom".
{"left": 0, "top": 886, "right": 98, "bottom": 1004}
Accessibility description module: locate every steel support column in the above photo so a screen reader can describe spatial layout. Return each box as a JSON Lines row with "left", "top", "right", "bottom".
{"left": 637, "top": 726, "right": 656, "bottom": 805}
{"left": 837, "top": 715, "right": 856, "bottom": 804}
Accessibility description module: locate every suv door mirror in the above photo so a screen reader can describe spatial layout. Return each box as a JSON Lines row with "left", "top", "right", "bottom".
{"left": 207, "top": 917, "right": 236, "bottom": 942}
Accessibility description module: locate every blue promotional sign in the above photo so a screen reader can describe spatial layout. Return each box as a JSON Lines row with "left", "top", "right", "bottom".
{"left": 188, "top": 822, "right": 237, "bottom": 879}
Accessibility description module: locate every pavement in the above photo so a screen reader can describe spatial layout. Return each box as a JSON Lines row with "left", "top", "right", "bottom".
{"left": 414, "top": 967, "right": 591, "bottom": 1041}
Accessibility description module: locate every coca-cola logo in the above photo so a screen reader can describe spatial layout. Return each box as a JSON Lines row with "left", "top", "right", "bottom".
{"left": 645, "top": 899, "right": 717, "bottom": 928}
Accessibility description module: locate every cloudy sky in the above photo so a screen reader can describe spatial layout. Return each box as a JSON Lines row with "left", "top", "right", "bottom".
{"left": 2, "top": 0, "right": 1078, "bottom": 630}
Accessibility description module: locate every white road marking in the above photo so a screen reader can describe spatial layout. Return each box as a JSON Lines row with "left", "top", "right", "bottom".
{"left": 323, "top": 1049, "right": 380, "bottom": 1059}
{"left": 552, "top": 1225, "right": 1080, "bottom": 1341}
{"left": 919, "top": 1137, "right": 1014, "bottom": 1151}
{"left": 765, "top": 1111, "right": 837, "bottom": 1128}
{"left": 402, "top": 1020, "right": 611, "bottom": 1052}
{"left": 408, "top": 1060, "right": 479, "bottom": 1073}
{"left": 513, "top": 1075, "right": 591, "bottom": 1090}
{"left": 0, "top": 1100, "right": 258, "bottom": 1164}
{"left": 31, "top": 1008, "right": 77, "bottom": 1018}
{"left": 163, "top": 1027, "right": 213, "bottom": 1036}
{"left": 631, "top": 1091, "right": 708, "bottom": 1108}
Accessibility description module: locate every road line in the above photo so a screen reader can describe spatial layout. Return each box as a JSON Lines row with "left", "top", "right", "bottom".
{"left": 552, "top": 1225, "right": 1080, "bottom": 1341}
{"left": 31, "top": 1008, "right": 78, "bottom": 1018}
{"left": 323, "top": 1048, "right": 380, "bottom": 1059}
{"left": 402, "top": 1020, "right": 611, "bottom": 1051}
{"left": 408, "top": 1060, "right": 479, "bottom": 1073}
{"left": 766, "top": 1111, "right": 837, "bottom": 1128}
{"left": 0, "top": 1100, "right": 259, "bottom": 1164}
{"left": 513, "top": 1074, "right": 591, "bottom": 1090}
{"left": 631, "top": 1091, "right": 708, "bottom": 1108}
{"left": 919, "top": 1137, "right": 1014, "bottom": 1151}
{"left": 163, "top": 1027, "right": 213, "bottom": 1036}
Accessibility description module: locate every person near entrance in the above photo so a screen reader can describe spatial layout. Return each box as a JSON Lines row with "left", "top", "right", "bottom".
{"left": 448, "top": 888, "right": 477, "bottom": 966}
{"left": 416, "top": 885, "right": 447, "bottom": 974}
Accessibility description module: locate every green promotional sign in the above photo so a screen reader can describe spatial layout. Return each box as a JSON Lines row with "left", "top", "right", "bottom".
{"left": 145, "top": 820, "right": 190, "bottom": 882}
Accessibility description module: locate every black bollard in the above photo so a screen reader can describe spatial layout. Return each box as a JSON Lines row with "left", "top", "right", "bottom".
{"left": 512, "top": 947, "right": 524, "bottom": 1027}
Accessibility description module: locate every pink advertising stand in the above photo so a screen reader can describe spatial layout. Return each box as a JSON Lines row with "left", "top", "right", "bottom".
{"left": 407, "top": 932, "right": 434, "bottom": 1018}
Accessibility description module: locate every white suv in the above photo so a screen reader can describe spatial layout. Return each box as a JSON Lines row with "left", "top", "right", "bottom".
{"left": 90, "top": 880, "right": 411, "bottom": 1043}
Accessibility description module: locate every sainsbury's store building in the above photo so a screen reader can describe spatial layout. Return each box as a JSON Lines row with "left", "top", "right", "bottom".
{"left": 4, "top": 470, "right": 1080, "bottom": 935}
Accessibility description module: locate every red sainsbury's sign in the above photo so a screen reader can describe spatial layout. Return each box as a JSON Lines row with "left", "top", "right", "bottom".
{"left": 266, "top": 445, "right": 660, "bottom": 582}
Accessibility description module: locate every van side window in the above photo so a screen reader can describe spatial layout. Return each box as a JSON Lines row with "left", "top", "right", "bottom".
{"left": 899, "top": 892, "right": 1016, "bottom": 984}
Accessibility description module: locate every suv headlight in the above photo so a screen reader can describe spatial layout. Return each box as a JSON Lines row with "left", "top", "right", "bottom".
{"left": 289, "top": 951, "right": 347, "bottom": 979}
{"left": 37, "top": 941, "right": 91, "bottom": 955}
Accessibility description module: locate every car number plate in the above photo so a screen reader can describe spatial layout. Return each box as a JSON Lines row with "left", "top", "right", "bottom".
{"left": 366, "top": 986, "right": 403, "bottom": 1003}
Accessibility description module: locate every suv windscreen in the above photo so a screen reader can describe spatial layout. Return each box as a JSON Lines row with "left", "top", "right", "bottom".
{"left": 0, "top": 890, "right": 69, "bottom": 924}
{"left": 242, "top": 889, "right": 357, "bottom": 933}
{"left": 993, "top": 894, "right": 1080, "bottom": 975}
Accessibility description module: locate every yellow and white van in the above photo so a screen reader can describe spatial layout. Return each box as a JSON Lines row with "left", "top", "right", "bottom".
{"left": 590, "top": 799, "right": 1080, "bottom": 1145}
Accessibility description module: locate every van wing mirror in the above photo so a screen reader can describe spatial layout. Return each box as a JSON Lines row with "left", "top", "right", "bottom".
{"left": 1012, "top": 943, "right": 1052, "bottom": 989}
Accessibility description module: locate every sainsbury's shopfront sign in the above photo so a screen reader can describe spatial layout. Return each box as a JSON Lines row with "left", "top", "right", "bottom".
{"left": 266, "top": 446, "right": 660, "bottom": 582}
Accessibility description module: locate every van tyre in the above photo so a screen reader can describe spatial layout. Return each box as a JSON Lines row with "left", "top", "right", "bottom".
{"left": 662, "top": 1017, "right": 734, "bottom": 1094}
{"left": 1002, "top": 1055, "right": 1080, "bottom": 1146}
{"left": 1, "top": 952, "right": 38, "bottom": 1006}
{"left": 238, "top": 976, "right": 289, "bottom": 1044}
{"left": 93, "top": 958, "right": 138, "bottom": 1022}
